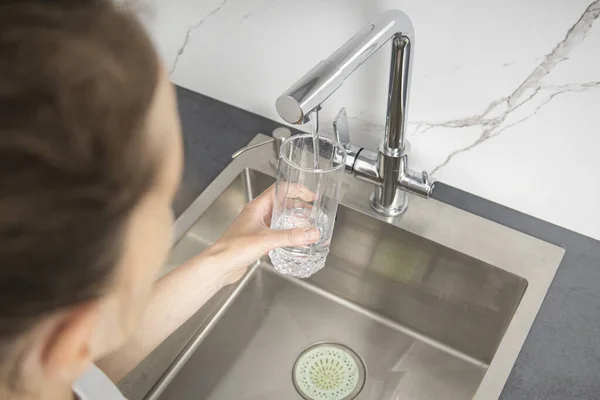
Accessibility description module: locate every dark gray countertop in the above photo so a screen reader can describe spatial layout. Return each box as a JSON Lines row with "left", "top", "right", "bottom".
{"left": 174, "top": 85, "right": 600, "bottom": 400}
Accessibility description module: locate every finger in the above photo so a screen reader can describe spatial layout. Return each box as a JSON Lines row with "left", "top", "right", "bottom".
{"left": 249, "top": 183, "right": 316, "bottom": 222}
{"left": 256, "top": 182, "right": 315, "bottom": 205}
{"left": 281, "top": 182, "right": 317, "bottom": 203}
{"left": 286, "top": 198, "right": 313, "bottom": 211}
{"left": 260, "top": 227, "right": 320, "bottom": 250}
{"left": 266, "top": 199, "right": 313, "bottom": 228}
{"left": 248, "top": 184, "right": 277, "bottom": 215}
{"left": 253, "top": 184, "right": 276, "bottom": 203}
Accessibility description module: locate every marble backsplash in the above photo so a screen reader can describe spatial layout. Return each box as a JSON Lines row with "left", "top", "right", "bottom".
{"left": 129, "top": 0, "right": 600, "bottom": 240}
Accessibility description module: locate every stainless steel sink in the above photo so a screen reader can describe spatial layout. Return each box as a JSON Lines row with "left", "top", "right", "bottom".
{"left": 120, "top": 134, "right": 564, "bottom": 400}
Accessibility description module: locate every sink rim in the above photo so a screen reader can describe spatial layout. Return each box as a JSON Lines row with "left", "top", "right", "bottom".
{"left": 158, "top": 133, "right": 565, "bottom": 400}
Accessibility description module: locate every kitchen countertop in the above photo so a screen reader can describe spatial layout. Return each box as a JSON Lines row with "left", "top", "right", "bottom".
{"left": 172, "top": 85, "right": 600, "bottom": 399}
{"left": 134, "top": 0, "right": 600, "bottom": 241}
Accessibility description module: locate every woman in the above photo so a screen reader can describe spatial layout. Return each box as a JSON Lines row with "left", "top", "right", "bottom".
{"left": 0, "top": 1, "right": 319, "bottom": 399}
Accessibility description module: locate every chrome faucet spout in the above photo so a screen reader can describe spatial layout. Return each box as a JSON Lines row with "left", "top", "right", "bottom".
{"left": 276, "top": 10, "right": 433, "bottom": 216}
{"left": 276, "top": 9, "right": 413, "bottom": 153}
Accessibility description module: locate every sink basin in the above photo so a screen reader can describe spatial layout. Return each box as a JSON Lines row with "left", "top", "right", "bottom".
{"left": 121, "top": 134, "right": 564, "bottom": 400}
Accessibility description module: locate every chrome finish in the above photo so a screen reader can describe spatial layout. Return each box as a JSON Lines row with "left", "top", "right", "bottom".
{"left": 275, "top": 10, "right": 413, "bottom": 128}
{"left": 384, "top": 35, "right": 411, "bottom": 154}
{"left": 271, "top": 127, "right": 291, "bottom": 159}
{"left": 276, "top": 10, "right": 433, "bottom": 216}
{"left": 342, "top": 144, "right": 360, "bottom": 175}
{"left": 333, "top": 107, "right": 350, "bottom": 145}
{"left": 352, "top": 148, "right": 381, "bottom": 185}
{"left": 121, "top": 134, "right": 565, "bottom": 400}
{"left": 231, "top": 139, "right": 273, "bottom": 159}
{"left": 231, "top": 127, "right": 291, "bottom": 166}
{"left": 398, "top": 159, "right": 433, "bottom": 198}
{"left": 333, "top": 107, "right": 360, "bottom": 174}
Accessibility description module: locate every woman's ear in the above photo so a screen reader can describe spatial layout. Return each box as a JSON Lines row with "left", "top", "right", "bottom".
{"left": 40, "top": 302, "right": 101, "bottom": 382}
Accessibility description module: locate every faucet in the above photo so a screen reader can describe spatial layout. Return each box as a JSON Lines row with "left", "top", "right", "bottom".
{"left": 275, "top": 10, "right": 434, "bottom": 216}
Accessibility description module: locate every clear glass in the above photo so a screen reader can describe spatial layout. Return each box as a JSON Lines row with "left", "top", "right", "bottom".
{"left": 269, "top": 134, "right": 346, "bottom": 278}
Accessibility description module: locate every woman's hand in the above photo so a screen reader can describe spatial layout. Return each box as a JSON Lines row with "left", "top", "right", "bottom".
{"left": 98, "top": 185, "right": 320, "bottom": 382}
{"left": 204, "top": 184, "right": 320, "bottom": 286}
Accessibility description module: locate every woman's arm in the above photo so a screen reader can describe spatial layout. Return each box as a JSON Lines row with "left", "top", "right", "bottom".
{"left": 96, "top": 185, "right": 319, "bottom": 382}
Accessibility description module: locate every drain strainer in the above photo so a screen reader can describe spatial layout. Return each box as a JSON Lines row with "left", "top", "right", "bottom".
{"left": 292, "top": 342, "right": 366, "bottom": 400}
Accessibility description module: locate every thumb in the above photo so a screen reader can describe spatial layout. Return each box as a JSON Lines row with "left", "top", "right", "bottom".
{"left": 260, "top": 227, "right": 320, "bottom": 251}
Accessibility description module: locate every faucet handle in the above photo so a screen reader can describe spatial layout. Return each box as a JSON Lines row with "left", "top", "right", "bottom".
{"left": 421, "top": 171, "right": 430, "bottom": 186}
{"left": 333, "top": 107, "right": 362, "bottom": 174}
{"left": 398, "top": 161, "right": 435, "bottom": 198}
{"left": 333, "top": 107, "right": 350, "bottom": 145}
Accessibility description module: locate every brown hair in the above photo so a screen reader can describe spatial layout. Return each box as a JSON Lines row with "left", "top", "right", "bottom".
{"left": 0, "top": 0, "right": 160, "bottom": 367}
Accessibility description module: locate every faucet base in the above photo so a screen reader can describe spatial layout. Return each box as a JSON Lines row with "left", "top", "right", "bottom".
{"left": 369, "top": 190, "right": 408, "bottom": 217}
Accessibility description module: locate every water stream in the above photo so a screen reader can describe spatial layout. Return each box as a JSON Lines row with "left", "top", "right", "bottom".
{"left": 309, "top": 108, "right": 320, "bottom": 169}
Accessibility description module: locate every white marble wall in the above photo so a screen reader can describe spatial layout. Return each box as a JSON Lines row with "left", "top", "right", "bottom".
{"left": 131, "top": 0, "right": 600, "bottom": 240}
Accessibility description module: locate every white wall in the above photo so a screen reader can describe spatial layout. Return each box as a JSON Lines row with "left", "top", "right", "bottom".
{"left": 134, "top": 0, "right": 600, "bottom": 239}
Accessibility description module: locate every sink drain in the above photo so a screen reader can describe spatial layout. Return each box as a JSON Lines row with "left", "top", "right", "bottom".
{"left": 292, "top": 342, "right": 366, "bottom": 400}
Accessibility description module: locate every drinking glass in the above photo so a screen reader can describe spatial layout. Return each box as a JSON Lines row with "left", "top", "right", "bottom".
{"left": 269, "top": 134, "right": 346, "bottom": 278}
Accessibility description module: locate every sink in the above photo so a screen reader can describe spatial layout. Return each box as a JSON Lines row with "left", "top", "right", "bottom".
{"left": 121, "top": 134, "right": 564, "bottom": 400}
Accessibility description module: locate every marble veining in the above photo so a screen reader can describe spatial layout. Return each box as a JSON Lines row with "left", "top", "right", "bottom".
{"left": 425, "top": 1, "right": 600, "bottom": 174}
{"left": 169, "top": 0, "right": 229, "bottom": 75}
{"left": 132, "top": 0, "right": 600, "bottom": 240}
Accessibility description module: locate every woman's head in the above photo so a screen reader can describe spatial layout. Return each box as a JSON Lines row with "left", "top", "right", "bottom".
{"left": 0, "top": 0, "right": 182, "bottom": 392}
